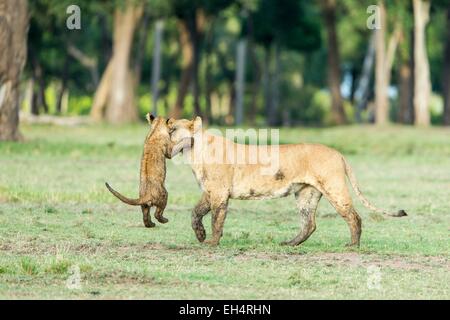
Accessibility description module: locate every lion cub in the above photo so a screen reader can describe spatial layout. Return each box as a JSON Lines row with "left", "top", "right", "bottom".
{"left": 105, "top": 114, "right": 192, "bottom": 228}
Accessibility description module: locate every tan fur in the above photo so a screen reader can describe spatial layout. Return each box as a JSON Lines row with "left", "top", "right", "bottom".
{"left": 106, "top": 115, "right": 192, "bottom": 228}
{"left": 168, "top": 117, "right": 407, "bottom": 246}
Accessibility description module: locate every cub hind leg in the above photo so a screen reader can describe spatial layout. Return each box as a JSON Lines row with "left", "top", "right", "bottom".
{"left": 282, "top": 185, "right": 322, "bottom": 246}
{"left": 154, "top": 206, "right": 168, "bottom": 223}
{"left": 154, "top": 192, "right": 169, "bottom": 223}
{"left": 141, "top": 205, "right": 155, "bottom": 228}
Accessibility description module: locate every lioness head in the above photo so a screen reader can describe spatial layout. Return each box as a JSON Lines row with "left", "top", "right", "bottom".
{"left": 167, "top": 116, "right": 202, "bottom": 144}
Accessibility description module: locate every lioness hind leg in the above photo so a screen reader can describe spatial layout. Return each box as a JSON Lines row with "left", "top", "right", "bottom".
{"left": 315, "top": 179, "right": 362, "bottom": 247}
{"left": 141, "top": 205, "right": 155, "bottom": 228}
{"left": 281, "top": 185, "right": 322, "bottom": 246}
{"left": 334, "top": 204, "right": 361, "bottom": 247}
{"left": 192, "top": 193, "right": 211, "bottom": 242}
{"left": 342, "top": 207, "right": 361, "bottom": 247}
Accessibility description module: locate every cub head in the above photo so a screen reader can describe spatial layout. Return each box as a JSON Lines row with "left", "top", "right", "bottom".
{"left": 146, "top": 113, "right": 171, "bottom": 136}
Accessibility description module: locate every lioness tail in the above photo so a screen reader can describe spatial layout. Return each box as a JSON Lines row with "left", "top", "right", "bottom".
{"left": 105, "top": 182, "right": 143, "bottom": 206}
{"left": 343, "top": 158, "right": 407, "bottom": 217}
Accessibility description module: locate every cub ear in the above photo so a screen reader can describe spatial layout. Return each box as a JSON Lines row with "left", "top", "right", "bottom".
{"left": 192, "top": 116, "right": 202, "bottom": 133}
{"left": 166, "top": 118, "right": 175, "bottom": 131}
{"left": 146, "top": 113, "right": 155, "bottom": 124}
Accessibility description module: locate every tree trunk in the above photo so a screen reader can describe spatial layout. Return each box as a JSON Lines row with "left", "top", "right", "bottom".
{"left": 171, "top": 19, "right": 194, "bottom": 118}
{"left": 247, "top": 14, "right": 260, "bottom": 126}
{"left": 134, "top": 9, "right": 150, "bottom": 87}
{"left": 263, "top": 47, "right": 271, "bottom": 125}
{"left": 322, "top": 0, "right": 346, "bottom": 125}
{"left": 0, "top": 0, "right": 28, "bottom": 141}
{"left": 91, "top": 2, "right": 143, "bottom": 124}
{"left": 413, "top": 0, "right": 431, "bottom": 126}
{"left": 235, "top": 38, "right": 247, "bottom": 125}
{"left": 355, "top": 32, "right": 376, "bottom": 122}
{"left": 385, "top": 25, "right": 401, "bottom": 85}
{"left": 67, "top": 44, "right": 99, "bottom": 88}
{"left": 374, "top": 0, "right": 389, "bottom": 125}
{"left": 442, "top": 7, "right": 450, "bottom": 126}
{"left": 150, "top": 20, "right": 164, "bottom": 115}
{"left": 268, "top": 43, "right": 280, "bottom": 126}
{"left": 29, "top": 47, "right": 49, "bottom": 115}
{"left": 398, "top": 62, "right": 414, "bottom": 123}
{"left": 397, "top": 26, "right": 414, "bottom": 124}
{"left": 374, "top": 0, "right": 402, "bottom": 125}
{"left": 56, "top": 54, "right": 69, "bottom": 114}
{"left": 192, "top": 9, "right": 206, "bottom": 118}
{"left": 248, "top": 43, "right": 260, "bottom": 126}
{"left": 204, "top": 19, "right": 215, "bottom": 125}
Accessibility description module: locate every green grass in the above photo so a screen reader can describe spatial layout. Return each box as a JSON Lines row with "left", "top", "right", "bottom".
{"left": 0, "top": 124, "right": 449, "bottom": 299}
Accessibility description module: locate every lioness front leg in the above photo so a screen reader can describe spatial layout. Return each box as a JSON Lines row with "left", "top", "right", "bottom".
{"left": 205, "top": 196, "right": 229, "bottom": 246}
{"left": 282, "top": 186, "right": 322, "bottom": 246}
{"left": 192, "top": 193, "right": 211, "bottom": 242}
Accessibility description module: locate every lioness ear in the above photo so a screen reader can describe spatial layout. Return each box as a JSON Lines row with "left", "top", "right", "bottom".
{"left": 192, "top": 116, "right": 202, "bottom": 133}
{"left": 146, "top": 113, "right": 155, "bottom": 124}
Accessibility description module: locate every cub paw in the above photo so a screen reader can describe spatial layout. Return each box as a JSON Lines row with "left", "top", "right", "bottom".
{"left": 156, "top": 216, "right": 169, "bottom": 224}
{"left": 144, "top": 221, "right": 156, "bottom": 228}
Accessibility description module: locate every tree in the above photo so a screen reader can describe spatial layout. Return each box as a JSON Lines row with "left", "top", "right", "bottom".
{"left": 253, "top": 0, "right": 321, "bottom": 125}
{"left": 443, "top": 6, "right": 450, "bottom": 125}
{"left": 397, "top": 28, "right": 414, "bottom": 124}
{"left": 396, "top": 3, "right": 414, "bottom": 124}
{"left": 321, "top": 0, "right": 346, "bottom": 125}
{"left": 170, "top": 0, "right": 233, "bottom": 119}
{"left": 374, "top": 0, "right": 402, "bottom": 125}
{"left": 150, "top": 20, "right": 164, "bottom": 115}
{"left": 412, "top": 0, "right": 431, "bottom": 126}
{"left": 0, "top": 0, "right": 29, "bottom": 141}
{"left": 354, "top": 32, "right": 376, "bottom": 122}
{"left": 91, "top": 1, "right": 143, "bottom": 124}
{"left": 234, "top": 36, "right": 247, "bottom": 125}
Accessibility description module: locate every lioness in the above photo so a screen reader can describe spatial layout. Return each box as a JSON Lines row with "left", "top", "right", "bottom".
{"left": 168, "top": 116, "right": 407, "bottom": 246}
{"left": 106, "top": 114, "right": 192, "bottom": 228}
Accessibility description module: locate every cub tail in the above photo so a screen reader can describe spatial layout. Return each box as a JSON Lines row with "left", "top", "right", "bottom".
{"left": 105, "top": 182, "right": 143, "bottom": 206}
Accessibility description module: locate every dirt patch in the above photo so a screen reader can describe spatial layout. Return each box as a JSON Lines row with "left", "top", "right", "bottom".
{"left": 234, "top": 251, "right": 450, "bottom": 271}
{"left": 1, "top": 239, "right": 448, "bottom": 272}
{"left": 0, "top": 240, "right": 196, "bottom": 256}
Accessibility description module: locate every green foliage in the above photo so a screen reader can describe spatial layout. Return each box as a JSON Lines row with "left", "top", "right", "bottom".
{"left": 67, "top": 96, "right": 93, "bottom": 115}
{"left": 23, "top": 0, "right": 449, "bottom": 124}
{"left": 45, "top": 259, "right": 71, "bottom": 275}
{"left": 252, "top": 0, "right": 321, "bottom": 52}
{"left": 20, "top": 257, "right": 39, "bottom": 275}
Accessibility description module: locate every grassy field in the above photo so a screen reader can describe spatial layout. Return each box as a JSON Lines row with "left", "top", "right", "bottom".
{"left": 0, "top": 124, "right": 449, "bottom": 299}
